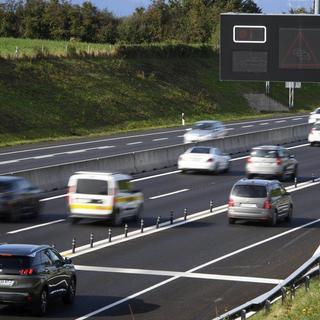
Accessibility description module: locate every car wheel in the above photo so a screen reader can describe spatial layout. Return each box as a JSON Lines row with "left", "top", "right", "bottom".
{"left": 269, "top": 211, "right": 278, "bottom": 226}
{"left": 228, "top": 217, "right": 236, "bottom": 225}
{"left": 246, "top": 174, "right": 253, "bottom": 179}
{"left": 30, "top": 200, "right": 41, "bottom": 219}
{"left": 112, "top": 209, "right": 123, "bottom": 226}
{"left": 310, "top": 142, "right": 315, "bottom": 147}
{"left": 132, "top": 204, "right": 143, "bottom": 221}
{"left": 224, "top": 162, "right": 231, "bottom": 173}
{"left": 285, "top": 205, "right": 293, "bottom": 222}
{"left": 7, "top": 205, "right": 21, "bottom": 222}
{"left": 180, "top": 169, "right": 187, "bottom": 174}
{"left": 69, "top": 217, "right": 81, "bottom": 224}
{"left": 63, "top": 278, "right": 76, "bottom": 305}
{"left": 33, "top": 288, "right": 48, "bottom": 316}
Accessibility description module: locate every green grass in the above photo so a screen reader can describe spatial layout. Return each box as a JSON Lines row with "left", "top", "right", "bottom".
{"left": 0, "top": 38, "right": 319, "bottom": 147}
{"left": 251, "top": 278, "right": 320, "bottom": 320}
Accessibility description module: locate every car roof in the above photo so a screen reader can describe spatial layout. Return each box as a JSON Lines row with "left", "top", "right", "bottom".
{"left": 0, "top": 244, "right": 50, "bottom": 256}
{"left": 72, "top": 171, "right": 132, "bottom": 181}
{"left": 252, "top": 145, "right": 283, "bottom": 151}
{"left": 0, "top": 176, "right": 22, "bottom": 183}
{"left": 234, "top": 178, "right": 278, "bottom": 187}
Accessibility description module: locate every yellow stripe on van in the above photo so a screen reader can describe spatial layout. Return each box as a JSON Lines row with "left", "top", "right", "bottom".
{"left": 69, "top": 204, "right": 113, "bottom": 211}
{"left": 115, "top": 196, "right": 143, "bottom": 203}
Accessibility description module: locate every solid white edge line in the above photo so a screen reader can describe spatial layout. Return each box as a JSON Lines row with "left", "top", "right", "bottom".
{"left": 242, "top": 125, "right": 254, "bottom": 128}
{"left": 259, "top": 123, "right": 269, "bottom": 125}
{"left": 7, "top": 219, "right": 66, "bottom": 234}
{"left": 74, "top": 265, "right": 282, "bottom": 284}
{"left": 40, "top": 194, "right": 67, "bottom": 202}
{"left": 126, "top": 142, "right": 143, "bottom": 145}
{"left": 152, "top": 138, "right": 169, "bottom": 141}
{"left": 75, "top": 216, "right": 320, "bottom": 320}
{"left": 149, "top": 189, "right": 189, "bottom": 200}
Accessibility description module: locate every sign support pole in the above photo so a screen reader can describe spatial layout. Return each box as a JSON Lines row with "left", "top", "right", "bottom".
{"left": 315, "top": 0, "right": 320, "bottom": 14}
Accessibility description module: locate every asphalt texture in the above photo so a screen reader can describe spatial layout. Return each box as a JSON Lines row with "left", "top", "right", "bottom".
{"left": 0, "top": 134, "right": 320, "bottom": 319}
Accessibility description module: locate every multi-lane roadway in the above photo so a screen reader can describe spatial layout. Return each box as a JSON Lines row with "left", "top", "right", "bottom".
{"left": 0, "top": 116, "right": 319, "bottom": 319}
{"left": 0, "top": 115, "right": 307, "bottom": 174}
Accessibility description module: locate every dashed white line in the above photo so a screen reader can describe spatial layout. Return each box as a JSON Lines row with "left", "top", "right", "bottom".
{"left": 66, "top": 149, "right": 86, "bottom": 154}
{"left": 7, "top": 219, "right": 66, "bottom": 234}
{"left": 75, "top": 265, "right": 282, "bottom": 284}
{"left": 275, "top": 120, "right": 286, "bottom": 123}
{"left": 149, "top": 189, "right": 189, "bottom": 199}
{"left": 40, "top": 194, "right": 67, "bottom": 202}
{"left": 0, "top": 160, "right": 19, "bottom": 165}
{"left": 292, "top": 118, "right": 303, "bottom": 121}
{"left": 126, "top": 142, "right": 143, "bottom": 145}
{"left": 152, "top": 138, "right": 169, "bottom": 141}
{"left": 259, "top": 122, "right": 269, "bottom": 126}
{"left": 226, "top": 128, "right": 234, "bottom": 131}
{"left": 33, "top": 154, "right": 55, "bottom": 159}
{"left": 97, "top": 146, "right": 115, "bottom": 149}
{"left": 241, "top": 125, "right": 254, "bottom": 128}
{"left": 177, "top": 135, "right": 184, "bottom": 138}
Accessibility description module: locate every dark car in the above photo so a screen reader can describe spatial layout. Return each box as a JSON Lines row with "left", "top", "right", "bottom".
{"left": 0, "top": 176, "right": 41, "bottom": 222}
{"left": 0, "top": 244, "right": 76, "bottom": 316}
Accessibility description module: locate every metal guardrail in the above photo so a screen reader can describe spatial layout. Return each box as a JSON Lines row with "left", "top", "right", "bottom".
{"left": 214, "top": 252, "right": 320, "bottom": 320}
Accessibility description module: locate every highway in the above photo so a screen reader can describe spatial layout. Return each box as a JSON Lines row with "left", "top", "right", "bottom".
{"left": 0, "top": 114, "right": 307, "bottom": 174}
{"left": 0, "top": 136, "right": 319, "bottom": 319}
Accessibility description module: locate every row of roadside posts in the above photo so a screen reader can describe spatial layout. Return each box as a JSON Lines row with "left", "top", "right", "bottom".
{"left": 67, "top": 201, "right": 217, "bottom": 254}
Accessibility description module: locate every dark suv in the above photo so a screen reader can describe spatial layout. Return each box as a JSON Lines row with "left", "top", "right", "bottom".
{"left": 0, "top": 244, "right": 76, "bottom": 316}
{"left": 0, "top": 176, "right": 41, "bottom": 221}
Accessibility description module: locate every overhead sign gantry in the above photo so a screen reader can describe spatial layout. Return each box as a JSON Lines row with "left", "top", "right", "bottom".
{"left": 220, "top": 13, "right": 320, "bottom": 82}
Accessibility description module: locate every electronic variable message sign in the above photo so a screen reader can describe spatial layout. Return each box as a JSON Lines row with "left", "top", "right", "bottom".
{"left": 220, "top": 13, "right": 320, "bottom": 81}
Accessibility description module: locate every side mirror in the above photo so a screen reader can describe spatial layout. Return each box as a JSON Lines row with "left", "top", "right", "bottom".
{"left": 64, "top": 257, "right": 72, "bottom": 265}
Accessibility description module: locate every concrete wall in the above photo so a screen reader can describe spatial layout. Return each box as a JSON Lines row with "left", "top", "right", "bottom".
{"left": 7, "top": 124, "right": 310, "bottom": 191}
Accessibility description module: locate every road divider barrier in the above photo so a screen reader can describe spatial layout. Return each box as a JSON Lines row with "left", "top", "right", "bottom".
{"left": 3, "top": 123, "right": 311, "bottom": 191}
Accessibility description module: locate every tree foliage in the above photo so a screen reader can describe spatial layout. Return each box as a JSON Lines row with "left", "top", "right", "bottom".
{"left": 0, "top": 0, "right": 261, "bottom": 44}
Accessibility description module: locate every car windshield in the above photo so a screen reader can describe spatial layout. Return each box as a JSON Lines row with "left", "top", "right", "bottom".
{"left": 190, "top": 147, "right": 211, "bottom": 154}
{"left": 232, "top": 185, "right": 267, "bottom": 198}
{"left": 192, "top": 123, "right": 214, "bottom": 130}
{"left": 250, "top": 149, "right": 278, "bottom": 158}
{"left": 315, "top": 109, "right": 320, "bottom": 114}
{"left": 76, "top": 179, "right": 108, "bottom": 195}
{"left": 0, "top": 181, "right": 14, "bottom": 193}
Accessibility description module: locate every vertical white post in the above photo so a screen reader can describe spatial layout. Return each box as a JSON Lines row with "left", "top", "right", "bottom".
{"left": 315, "top": 0, "right": 320, "bottom": 14}
{"left": 181, "top": 113, "right": 185, "bottom": 126}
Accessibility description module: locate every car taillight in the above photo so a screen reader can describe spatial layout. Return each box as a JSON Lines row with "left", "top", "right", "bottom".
{"left": 276, "top": 158, "right": 282, "bottom": 165}
{"left": 19, "top": 268, "right": 34, "bottom": 275}
{"left": 228, "top": 198, "right": 235, "bottom": 207}
{"left": 67, "top": 185, "right": 76, "bottom": 204}
{"left": 206, "top": 157, "right": 214, "bottom": 162}
{"left": 246, "top": 157, "right": 252, "bottom": 163}
{"left": 263, "top": 200, "right": 272, "bottom": 209}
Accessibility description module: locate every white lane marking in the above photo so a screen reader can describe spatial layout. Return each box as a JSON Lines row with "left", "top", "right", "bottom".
{"left": 226, "top": 128, "right": 234, "bottom": 131}
{"left": 152, "top": 138, "right": 169, "bottom": 142}
{"left": 259, "top": 122, "right": 269, "bottom": 126}
{"left": 177, "top": 135, "right": 184, "bottom": 138}
{"left": 126, "top": 142, "right": 143, "bottom": 145}
{"left": 241, "top": 125, "right": 254, "bottom": 128}
{"left": 40, "top": 194, "right": 67, "bottom": 202}
{"left": 132, "top": 170, "right": 181, "bottom": 182}
{"left": 75, "top": 265, "right": 282, "bottom": 285}
{"left": 7, "top": 219, "right": 66, "bottom": 234}
{"left": 0, "top": 160, "right": 19, "bottom": 165}
{"left": 149, "top": 189, "right": 189, "bottom": 200}
{"left": 292, "top": 118, "right": 303, "bottom": 121}
{"left": 62, "top": 173, "right": 320, "bottom": 258}
{"left": 75, "top": 216, "right": 320, "bottom": 320}
{"left": 33, "top": 154, "right": 55, "bottom": 159}
{"left": 275, "top": 120, "right": 286, "bottom": 123}
{"left": 97, "top": 146, "right": 115, "bottom": 149}
{"left": 66, "top": 149, "right": 86, "bottom": 154}
{"left": 313, "top": 244, "right": 320, "bottom": 256}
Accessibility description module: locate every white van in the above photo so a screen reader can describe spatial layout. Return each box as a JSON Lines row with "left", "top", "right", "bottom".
{"left": 67, "top": 171, "right": 144, "bottom": 225}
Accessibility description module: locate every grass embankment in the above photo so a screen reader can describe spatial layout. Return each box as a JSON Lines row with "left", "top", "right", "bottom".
{"left": 251, "top": 278, "right": 320, "bottom": 320}
{"left": 0, "top": 38, "right": 319, "bottom": 147}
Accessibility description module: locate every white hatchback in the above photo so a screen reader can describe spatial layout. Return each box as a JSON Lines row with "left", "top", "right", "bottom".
{"left": 308, "top": 108, "right": 320, "bottom": 124}
{"left": 308, "top": 122, "right": 320, "bottom": 146}
{"left": 178, "top": 146, "right": 231, "bottom": 173}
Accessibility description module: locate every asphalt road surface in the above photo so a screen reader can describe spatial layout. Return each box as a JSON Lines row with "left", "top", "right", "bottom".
{"left": 0, "top": 138, "right": 319, "bottom": 319}
{"left": 0, "top": 114, "right": 308, "bottom": 174}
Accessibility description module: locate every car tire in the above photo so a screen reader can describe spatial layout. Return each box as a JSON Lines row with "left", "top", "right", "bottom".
{"left": 228, "top": 217, "right": 236, "bottom": 225}
{"left": 112, "top": 209, "right": 123, "bottom": 226}
{"left": 7, "top": 205, "right": 21, "bottom": 222}
{"left": 30, "top": 200, "right": 41, "bottom": 219}
{"left": 63, "top": 278, "right": 76, "bottom": 305}
{"left": 246, "top": 174, "right": 253, "bottom": 179}
{"left": 69, "top": 217, "right": 81, "bottom": 224}
{"left": 269, "top": 211, "right": 278, "bottom": 226}
{"left": 224, "top": 162, "right": 231, "bottom": 173}
{"left": 285, "top": 205, "right": 293, "bottom": 222}
{"left": 310, "top": 142, "right": 315, "bottom": 147}
{"left": 180, "top": 169, "right": 187, "bottom": 174}
{"left": 33, "top": 288, "right": 48, "bottom": 316}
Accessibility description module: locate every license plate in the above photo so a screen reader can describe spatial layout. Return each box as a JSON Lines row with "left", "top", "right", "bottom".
{"left": 0, "top": 280, "right": 14, "bottom": 287}
{"left": 241, "top": 203, "right": 257, "bottom": 208}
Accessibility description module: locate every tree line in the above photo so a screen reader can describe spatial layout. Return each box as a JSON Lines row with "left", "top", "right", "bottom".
{"left": 0, "top": 0, "right": 261, "bottom": 45}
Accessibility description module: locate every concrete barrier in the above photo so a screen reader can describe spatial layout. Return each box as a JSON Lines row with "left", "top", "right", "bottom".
{"left": 5, "top": 123, "right": 310, "bottom": 191}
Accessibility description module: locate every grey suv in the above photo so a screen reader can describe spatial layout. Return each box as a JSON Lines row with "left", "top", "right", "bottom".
{"left": 0, "top": 244, "right": 76, "bottom": 316}
{"left": 246, "top": 145, "right": 298, "bottom": 181}
{"left": 228, "top": 179, "right": 293, "bottom": 226}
